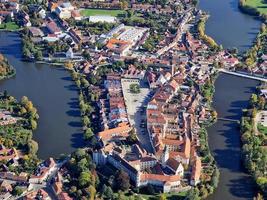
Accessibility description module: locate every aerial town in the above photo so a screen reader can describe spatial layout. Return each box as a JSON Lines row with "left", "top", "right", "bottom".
{"left": 0, "top": 0, "right": 266, "bottom": 200}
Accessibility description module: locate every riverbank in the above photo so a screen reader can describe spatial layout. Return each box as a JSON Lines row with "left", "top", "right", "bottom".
{"left": 0, "top": 93, "right": 40, "bottom": 173}
{"left": 0, "top": 53, "right": 16, "bottom": 80}
{"left": 240, "top": 88, "right": 267, "bottom": 198}
{"left": 238, "top": 0, "right": 267, "bottom": 20}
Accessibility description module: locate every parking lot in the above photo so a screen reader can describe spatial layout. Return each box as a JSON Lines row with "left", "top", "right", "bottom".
{"left": 121, "top": 78, "right": 154, "bottom": 153}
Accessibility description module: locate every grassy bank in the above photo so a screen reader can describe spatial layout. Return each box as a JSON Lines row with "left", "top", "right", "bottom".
{"left": 0, "top": 22, "right": 20, "bottom": 31}
{"left": 239, "top": 0, "right": 267, "bottom": 19}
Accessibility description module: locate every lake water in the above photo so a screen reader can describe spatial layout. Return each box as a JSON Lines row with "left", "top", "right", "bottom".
{"left": 0, "top": 32, "right": 84, "bottom": 159}
{"left": 199, "top": 0, "right": 261, "bottom": 53}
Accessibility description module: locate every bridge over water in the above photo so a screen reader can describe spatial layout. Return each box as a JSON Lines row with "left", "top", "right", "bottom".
{"left": 217, "top": 117, "right": 240, "bottom": 123}
{"left": 218, "top": 69, "right": 267, "bottom": 82}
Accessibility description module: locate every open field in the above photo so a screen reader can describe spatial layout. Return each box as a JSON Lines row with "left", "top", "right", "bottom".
{"left": 0, "top": 22, "right": 19, "bottom": 31}
{"left": 243, "top": 0, "right": 267, "bottom": 15}
{"left": 80, "top": 9, "right": 125, "bottom": 17}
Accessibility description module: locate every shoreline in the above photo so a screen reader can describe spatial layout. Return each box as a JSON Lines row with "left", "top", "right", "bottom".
{"left": 198, "top": 2, "right": 264, "bottom": 198}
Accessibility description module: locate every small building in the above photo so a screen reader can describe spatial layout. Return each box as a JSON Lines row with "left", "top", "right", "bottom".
{"left": 66, "top": 48, "right": 74, "bottom": 59}
{"left": 38, "top": 8, "right": 46, "bottom": 19}
{"left": 29, "top": 27, "right": 44, "bottom": 37}
{"left": 71, "top": 10, "right": 81, "bottom": 20}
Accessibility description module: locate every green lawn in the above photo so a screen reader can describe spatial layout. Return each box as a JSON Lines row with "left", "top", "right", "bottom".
{"left": 257, "top": 123, "right": 267, "bottom": 135}
{"left": 80, "top": 9, "right": 125, "bottom": 17}
{"left": 244, "top": 0, "right": 267, "bottom": 15}
{"left": 0, "top": 22, "right": 20, "bottom": 31}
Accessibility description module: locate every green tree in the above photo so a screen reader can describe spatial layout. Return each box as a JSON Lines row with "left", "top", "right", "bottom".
{"left": 30, "top": 119, "right": 37, "bottom": 130}
{"left": 78, "top": 171, "right": 92, "bottom": 188}
{"left": 12, "top": 186, "right": 24, "bottom": 196}
{"left": 250, "top": 94, "right": 258, "bottom": 107}
{"left": 102, "top": 184, "right": 114, "bottom": 199}
{"left": 116, "top": 170, "right": 130, "bottom": 191}
{"left": 158, "top": 193, "right": 167, "bottom": 200}
{"left": 186, "top": 188, "right": 200, "bottom": 200}
{"left": 84, "top": 128, "right": 94, "bottom": 140}
{"left": 83, "top": 116, "right": 90, "bottom": 127}
{"left": 77, "top": 158, "right": 89, "bottom": 172}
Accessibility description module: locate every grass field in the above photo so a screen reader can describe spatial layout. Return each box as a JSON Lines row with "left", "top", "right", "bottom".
{"left": 244, "top": 0, "right": 267, "bottom": 15}
{"left": 80, "top": 9, "right": 125, "bottom": 17}
{"left": 0, "top": 22, "right": 20, "bottom": 31}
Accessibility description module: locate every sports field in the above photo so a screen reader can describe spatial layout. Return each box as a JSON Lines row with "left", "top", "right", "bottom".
{"left": 80, "top": 9, "right": 125, "bottom": 17}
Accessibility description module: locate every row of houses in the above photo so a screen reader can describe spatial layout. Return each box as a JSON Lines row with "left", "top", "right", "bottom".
{"left": 146, "top": 71, "right": 202, "bottom": 186}
{"left": 0, "top": 0, "right": 18, "bottom": 24}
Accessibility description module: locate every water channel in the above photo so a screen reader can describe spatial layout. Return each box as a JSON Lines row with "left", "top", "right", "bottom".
{"left": 198, "top": 0, "right": 262, "bottom": 199}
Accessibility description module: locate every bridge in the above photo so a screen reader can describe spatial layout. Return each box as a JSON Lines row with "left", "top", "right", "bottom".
{"left": 218, "top": 69, "right": 267, "bottom": 82}
{"left": 217, "top": 117, "right": 240, "bottom": 123}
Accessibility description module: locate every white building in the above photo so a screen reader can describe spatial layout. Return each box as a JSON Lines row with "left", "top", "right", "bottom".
{"left": 89, "top": 15, "right": 116, "bottom": 23}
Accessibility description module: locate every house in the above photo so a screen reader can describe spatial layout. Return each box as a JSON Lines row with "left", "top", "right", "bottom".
{"left": 190, "top": 156, "right": 201, "bottom": 186}
{"left": 48, "top": 2, "right": 58, "bottom": 12}
{"left": 29, "top": 158, "right": 56, "bottom": 184}
{"left": 0, "top": 180, "right": 12, "bottom": 192}
{"left": 24, "top": 189, "right": 49, "bottom": 200}
{"left": 0, "top": 147, "right": 18, "bottom": 161}
{"left": 0, "top": 172, "right": 28, "bottom": 182}
{"left": 66, "top": 48, "right": 74, "bottom": 59}
{"left": 46, "top": 21, "right": 62, "bottom": 35}
{"left": 55, "top": 6, "right": 71, "bottom": 19}
{"left": 106, "top": 38, "right": 131, "bottom": 56}
{"left": 0, "top": 192, "right": 12, "bottom": 200}
{"left": 28, "top": 27, "right": 44, "bottom": 37}
{"left": 0, "top": 11, "right": 13, "bottom": 19}
{"left": 58, "top": 192, "right": 73, "bottom": 200}
{"left": 71, "top": 10, "right": 81, "bottom": 20}
{"left": 139, "top": 173, "right": 181, "bottom": 192}
{"left": 54, "top": 2, "right": 75, "bottom": 19}
{"left": 98, "top": 123, "right": 132, "bottom": 142}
